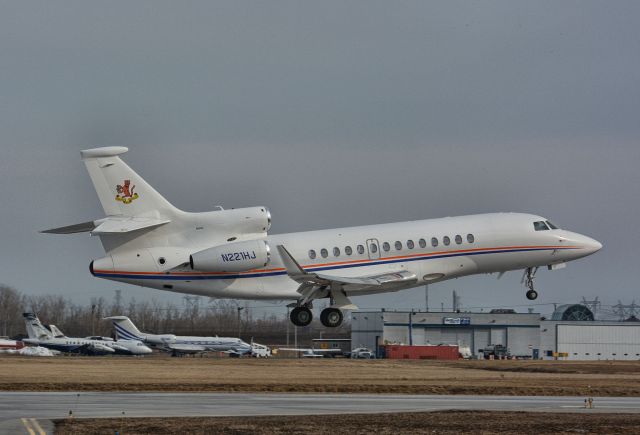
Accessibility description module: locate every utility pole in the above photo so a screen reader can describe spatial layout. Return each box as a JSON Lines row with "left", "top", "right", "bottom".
{"left": 237, "top": 306, "right": 244, "bottom": 338}
{"left": 286, "top": 306, "right": 290, "bottom": 347}
{"left": 91, "top": 304, "right": 96, "bottom": 336}
{"left": 425, "top": 285, "right": 429, "bottom": 312}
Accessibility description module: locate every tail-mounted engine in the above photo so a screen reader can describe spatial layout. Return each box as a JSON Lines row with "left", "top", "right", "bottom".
{"left": 190, "top": 239, "right": 271, "bottom": 272}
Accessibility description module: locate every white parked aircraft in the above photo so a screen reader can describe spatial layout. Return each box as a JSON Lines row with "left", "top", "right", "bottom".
{"left": 22, "top": 313, "right": 152, "bottom": 356}
{"left": 43, "top": 147, "right": 602, "bottom": 328}
{"left": 105, "top": 315, "right": 254, "bottom": 356}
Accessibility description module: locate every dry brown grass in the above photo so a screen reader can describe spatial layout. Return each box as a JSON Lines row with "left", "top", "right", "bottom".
{"left": 1, "top": 355, "right": 639, "bottom": 396}
{"left": 54, "top": 411, "right": 640, "bottom": 434}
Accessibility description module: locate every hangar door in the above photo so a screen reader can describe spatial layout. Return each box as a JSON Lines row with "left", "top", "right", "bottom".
{"left": 558, "top": 324, "right": 640, "bottom": 361}
{"left": 440, "top": 329, "right": 472, "bottom": 349}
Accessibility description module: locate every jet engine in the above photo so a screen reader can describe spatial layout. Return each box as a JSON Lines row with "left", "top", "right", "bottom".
{"left": 145, "top": 334, "right": 176, "bottom": 345}
{"left": 190, "top": 239, "right": 271, "bottom": 272}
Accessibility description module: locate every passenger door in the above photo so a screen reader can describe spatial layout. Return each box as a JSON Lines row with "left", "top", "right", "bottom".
{"left": 366, "top": 238, "right": 380, "bottom": 260}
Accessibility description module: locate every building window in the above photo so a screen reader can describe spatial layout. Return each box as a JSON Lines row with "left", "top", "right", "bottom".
{"left": 382, "top": 242, "right": 390, "bottom": 252}
{"left": 443, "top": 236, "right": 450, "bottom": 246}
{"left": 320, "top": 248, "right": 328, "bottom": 258}
{"left": 455, "top": 235, "right": 462, "bottom": 244}
{"left": 419, "top": 238, "right": 426, "bottom": 248}
{"left": 407, "top": 240, "right": 415, "bottom": 249}
{"left": 467, "top": 233, "right": 475, "bottom": 243}
{"left": 333, "top": 247, "right": 340, "bottom": 257}
{"left": 309, "top": 249, "right": 316, "bottom": 259}
{"left": 395, "top": 241, "right": 402, "bottom": 250}
{"left": 357, "top": 244, "right": 365, "bottom": 254}
{"left": 345, "top": 246, "right": 353, "bottom": 255}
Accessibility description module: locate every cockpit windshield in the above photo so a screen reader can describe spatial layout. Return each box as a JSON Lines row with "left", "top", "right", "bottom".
{"left": 533, "top": 220, "right": 560, "bottom": 231}
{"left": 533, "top": 221, "right": 549, "bottom": 231}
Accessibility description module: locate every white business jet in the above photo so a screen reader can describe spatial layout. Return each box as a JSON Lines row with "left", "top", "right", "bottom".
{"left": 43, "top": 147, "right": 602, "bottom": 328}
{"left": 22, "top": 313, "right": 152, "bottom": 355}
{"left": 105, "top": 315, "right": 253, "bottom": 356}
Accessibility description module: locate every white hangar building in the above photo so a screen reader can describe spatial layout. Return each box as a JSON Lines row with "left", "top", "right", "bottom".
{"left": 351, "top": 305, "right": 640, "bottom": 360}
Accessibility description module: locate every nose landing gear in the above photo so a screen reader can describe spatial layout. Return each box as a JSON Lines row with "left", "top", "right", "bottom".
{"left": 523, "top": 267, "right": 539, "bottom": 300}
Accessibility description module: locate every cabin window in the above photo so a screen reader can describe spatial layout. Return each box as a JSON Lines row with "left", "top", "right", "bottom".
{"left": 333, "top": 247, "right": 340, "bottom": 257}
{"left": 395, "top": 241, "right": 402, "bottom": 250}
{"left": 443, "top": 236, "right": 450, "bottom": 246}
{"left": 534, "top": 221, "right": 549, "bottom": 231}
{"left": 357, "top": 244, "right": 365, "bottom": 254}
{"left": 308, "top": 249, "right": 316, "bottom": 259}
{"left": 467, "top": 233, "right": 475, "bottom": 243}
{"left": 431, "top": 237, "right": 438, "bottom": 247}
{"left": 345, "top": 246, "right": 353, "bottom": 255}
{"left": 407, "top": 240, "right": 414, "bottom": 249}
{"left": 455, "top": 235, "right": 462, "bottom": 244}
{"left": 418, "top": 238, "right": 426, "bottom": 248}
{"left": 320, "top": 248, "right": 328, "bottom": 258}
{"left": 370, "top": 243, "right": 378, "bottom": 253}
{"left": 382, "top": 242, "right": 390, "bottom": 252}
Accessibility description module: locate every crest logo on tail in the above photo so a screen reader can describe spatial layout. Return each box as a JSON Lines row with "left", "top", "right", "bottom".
{"left": 116, "top": 180, "right": 139, "bottom": 204}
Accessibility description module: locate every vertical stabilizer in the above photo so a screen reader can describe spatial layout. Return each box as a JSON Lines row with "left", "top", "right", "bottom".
{"left": 80, "top": 147, "right": 178, "bottom": 217}
{"left": 22, "top": 313, "right": 54, "bottom": 340}
{"left": 104, "top": 316, "right": 145, "bottom": 340}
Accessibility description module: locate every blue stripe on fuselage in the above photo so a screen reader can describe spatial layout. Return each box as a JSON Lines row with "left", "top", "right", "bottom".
{"left": 93, "top": 246, "right": 573, "bottom": 281}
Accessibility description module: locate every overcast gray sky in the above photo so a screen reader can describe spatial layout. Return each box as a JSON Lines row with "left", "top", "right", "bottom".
{"left": 1, "top": 1, "right": 638, "bottom": 316}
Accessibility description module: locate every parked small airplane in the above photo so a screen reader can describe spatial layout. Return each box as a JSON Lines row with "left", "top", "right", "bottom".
{"left": 43, "top": 147, "right": 602, "bottom": 328}
{"left": 277, "top": 347, "right": 344, "bottom": 358}
{"left": 104, "top": 315, "right": 257, "bottom": 356}
{"left": 22, "top": 313, "right": 152, "bottom": 355}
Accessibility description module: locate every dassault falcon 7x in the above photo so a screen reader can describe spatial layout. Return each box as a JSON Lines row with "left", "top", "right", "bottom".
{"left": 43, "top": 147, "right": 602, "bottom": 328}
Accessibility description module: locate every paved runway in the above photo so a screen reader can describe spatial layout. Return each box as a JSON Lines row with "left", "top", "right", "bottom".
{"left": 2, "top": 392, "right": 640, "bottom": 434}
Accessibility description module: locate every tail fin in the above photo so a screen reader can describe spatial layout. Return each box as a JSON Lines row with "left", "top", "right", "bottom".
{"left": 104, "top": 316, "right": 145, "bottom": 340}
{"left": 80, "top": 147, "right": 178, "bottom": 217}
{"left": 22, "top": 313, "right": 54, "bottom": 340}
{"left": 48, "top": 324, "right": 66, "bottom": 338}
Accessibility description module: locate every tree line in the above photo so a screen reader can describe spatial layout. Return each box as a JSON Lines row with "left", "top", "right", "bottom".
{"left": 0, "top": 285, "right": 349, "bottom": 345}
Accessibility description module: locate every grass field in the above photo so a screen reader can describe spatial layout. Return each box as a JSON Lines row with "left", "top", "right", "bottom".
{"left": 54, "top": 411, "right": 640, "bottom": 434}
{"left": 1, "top": 355, "right": 639, "bottom": 396}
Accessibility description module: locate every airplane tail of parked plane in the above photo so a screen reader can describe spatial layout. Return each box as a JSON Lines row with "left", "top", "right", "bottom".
{"left": 22, "top": 313, "right": 54, "bottom": 340}
{"left": 104, "top": 316, "right": 146, "bottom": 341}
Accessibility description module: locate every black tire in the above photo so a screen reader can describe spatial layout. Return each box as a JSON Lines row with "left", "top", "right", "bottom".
{"left": 526, "top": 290, "right": 538, "bottom": 300}
{"left": 320, "top": 308, "right": 343, "bottom": 328}
{"left": 290, "top": 307, "right": 313, "bottom": 327}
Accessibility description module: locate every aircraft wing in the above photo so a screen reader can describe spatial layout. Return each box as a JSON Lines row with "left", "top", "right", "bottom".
{"left": 277, "top": 245, "right": 417, "bottom": 295}
{"left": 165, "top": 344, "right": 206, "bottom": 354}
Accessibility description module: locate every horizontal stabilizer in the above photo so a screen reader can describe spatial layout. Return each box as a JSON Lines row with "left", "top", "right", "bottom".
{"left": 91, "top": 217, "right": 170, "bottom": 234}
{"left": 41, "top": 217, "right": 170, "bottom": 235}
{"left": 40, "top": 221, "right": 96, "bottom": 234}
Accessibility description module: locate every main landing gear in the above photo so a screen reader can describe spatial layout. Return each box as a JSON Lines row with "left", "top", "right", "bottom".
{"left": 290, "top": 306, "right": 313, "bottom": 327}
{"left": 289, "top": 306, "right": 345, "bottom": 328}
{"left": 523, "top": 267, "right": 539, "bottom": 300}
{"left": 320, "top": 308, "right": 343, "bottom": 328}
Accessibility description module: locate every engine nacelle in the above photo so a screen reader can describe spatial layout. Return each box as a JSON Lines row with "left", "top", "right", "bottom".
{"left": 146, "top": 334, "right": 176, "bottom": 345}
{"left": 190, "top": 239, "right": 271, "bottom": 272}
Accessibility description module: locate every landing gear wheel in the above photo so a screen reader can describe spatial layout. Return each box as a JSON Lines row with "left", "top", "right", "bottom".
{"left": 523, "top": 267, "right": 539, "bottom": 301}
{"left": 320, "top": 308, "right": 344, "bottom": 328}
{"left": 290, "top": 306, "right": 313, "bottom": 327}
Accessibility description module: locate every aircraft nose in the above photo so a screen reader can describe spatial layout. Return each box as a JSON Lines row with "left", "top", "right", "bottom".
{"left": 579, "top": 235, "right": 603, "bottom": 254}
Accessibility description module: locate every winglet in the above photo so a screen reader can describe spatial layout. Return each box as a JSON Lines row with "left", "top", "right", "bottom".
{"left": 276, "top": 245, "right": 307, "bottom": 279}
